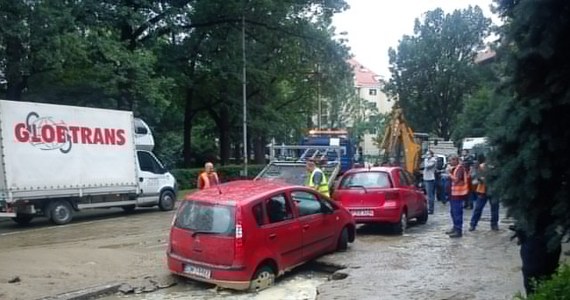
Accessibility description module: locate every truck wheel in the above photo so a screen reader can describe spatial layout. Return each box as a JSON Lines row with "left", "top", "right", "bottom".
{"left": 12, "top": 214, "right": 34, "bottom": 226}
{"left": 48, "top": 200, "right": 73, "bottom": 225}
{"left": 158, "top": 190, "right": 175, "bottom": 211}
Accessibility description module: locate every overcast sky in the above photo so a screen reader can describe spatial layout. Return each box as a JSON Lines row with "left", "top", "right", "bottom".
{"left": 332, "top": 0, "right": 499, "bottom": 78}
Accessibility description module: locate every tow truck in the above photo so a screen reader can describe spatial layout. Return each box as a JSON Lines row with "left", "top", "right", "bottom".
{"left": 299, "top": 129, "right": 359, "bottom": 174}
{"left": 254, "top": 138, "right": 346, "bottom": 189}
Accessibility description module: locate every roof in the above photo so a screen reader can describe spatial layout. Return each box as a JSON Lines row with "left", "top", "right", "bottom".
{"left": 343, "top": 166, "right": 399, "bottom": 175}
{"left": 184, "top": 180, "right": 294, "bottom": 204}
{"left": 474, "top": 49, "right": 496, "bottom": 64}
{"left": 348, "top": 59, "right": 384, "bottom": 88}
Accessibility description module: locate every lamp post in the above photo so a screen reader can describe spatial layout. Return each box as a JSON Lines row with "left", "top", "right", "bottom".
{"left": 317, "top": 64, "right": 321, "bottom": 130}
{"left": 242, "top": 15, "right": 248, "bottom": 177}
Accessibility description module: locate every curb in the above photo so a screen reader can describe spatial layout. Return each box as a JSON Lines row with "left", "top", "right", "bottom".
{"left": 38, "top": 282, "right": 122, "bottom": 300}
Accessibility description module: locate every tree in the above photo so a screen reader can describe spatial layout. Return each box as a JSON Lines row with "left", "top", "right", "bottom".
{"left": 0, "top": 0, "right": 353, "bottom": 169}
{"left": 490, "top": 0, "right": 570, "bottom": 294}
{"left": 0, "top": 0, "right": 84, "bottom": 101}
{"left": 177, "top": 0, "right": 350, "bottom": 165}
{"left": 451, "top": 61, "right": 506, "bottom": 141}
{"left": 385, "top": 6, "right": 491, "bottom": 140}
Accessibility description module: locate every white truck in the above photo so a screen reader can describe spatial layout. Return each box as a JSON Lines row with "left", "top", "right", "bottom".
{"left": 0, "top": 100, "right": 177, "bottom": 225}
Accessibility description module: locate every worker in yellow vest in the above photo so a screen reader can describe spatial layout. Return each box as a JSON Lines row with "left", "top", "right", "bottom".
{"left": 305, "top": 160, "right": 330, "bottom": 198}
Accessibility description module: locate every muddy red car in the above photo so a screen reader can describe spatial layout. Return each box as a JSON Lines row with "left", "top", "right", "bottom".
{"left": 167, "top": 180, "right": 356, "bottom": 291}
{"left": 332, "top": 166, "right": 428, "bottom": 233}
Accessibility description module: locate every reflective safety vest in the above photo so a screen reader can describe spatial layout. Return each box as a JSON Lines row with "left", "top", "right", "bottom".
{"left": 307, "top": 168, "right": 330, "bottom": 198}
{"left": 198, "top": 172, "right": 219, "bottom": 189}
{"left": 475, "top": 163, "right": 487, "bottom": 194}
{"left": 451, "top": 166, "right": 469, "bottom": 197}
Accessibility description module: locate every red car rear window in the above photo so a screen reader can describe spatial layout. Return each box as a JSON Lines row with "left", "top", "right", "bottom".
{"left": 175, "top": 200, "right": 235, "bottom": 236}
{"left": 340, "top": 172, "right": 391, "bottom": 189}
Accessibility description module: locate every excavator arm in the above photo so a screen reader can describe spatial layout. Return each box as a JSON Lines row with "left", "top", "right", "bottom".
{"left": 379, "top": 107, "right": 422, "bottom": 174}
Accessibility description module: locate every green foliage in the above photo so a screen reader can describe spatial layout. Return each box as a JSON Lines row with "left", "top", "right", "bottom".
{"left": 452, "top": 85, "right": 495, "bottom": 140}
{"left": 489, "top": 0, "right": 570, "bottom": 242}
{"left": 514, "top": 264, "right": 570, "bottom": 300}
{"left": 172, "top": 165, "right": 266, "bottom": 190}
{"left": 0, "top": 0, "right": 353, "bottom": 168}
{"left": 385, "top": 6, "right": 491, "bottom": 139}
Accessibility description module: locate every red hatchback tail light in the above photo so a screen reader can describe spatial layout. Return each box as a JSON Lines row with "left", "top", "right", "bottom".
{"left": 384, "top": 192, "right": 399, "bottom": 209}
{"left": 234, "top": 207, "right": 245, "bottom": 266}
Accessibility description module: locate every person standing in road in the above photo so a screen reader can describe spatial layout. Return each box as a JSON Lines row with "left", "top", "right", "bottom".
{"left": 469, "top": 154, "right": 499, "bottom": 231}
{"left": 197, "top": 162, "right": 220, "bottom": 190}
{"left": 461, "top": 152, "right": 475, "bottom": 210}
{"left": 423, "top": 150, "right": 437, "bottom": 214}
{"left": 305, "top": 160, "right": 330, "bottom": 197}
{"left": 446, "top": 154, "right": 469, "bottom": 238}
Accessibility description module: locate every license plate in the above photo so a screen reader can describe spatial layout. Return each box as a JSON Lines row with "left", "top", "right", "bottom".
{"left": 351, "top": 209, "right": 374, "bottom": 217}
{"left": 184, "top": 264, "right": 211, "bottom": 279}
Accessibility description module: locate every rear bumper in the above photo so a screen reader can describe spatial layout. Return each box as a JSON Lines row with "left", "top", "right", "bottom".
{"left": 348, "top": 207, "right": 401, "bottom": 224}
{"left": 167, "top": 252, "right": 251, "bottom": 290}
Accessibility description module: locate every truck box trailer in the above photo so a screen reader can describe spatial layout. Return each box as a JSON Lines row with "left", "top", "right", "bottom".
{"left": 0, "top": 100, "right": 177, "bottom": 225}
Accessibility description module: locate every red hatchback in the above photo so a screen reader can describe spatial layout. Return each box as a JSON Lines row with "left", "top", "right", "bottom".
{"left": 332, "top": 166, "right": 428, "bottom": 234}
{"left": 167, "top": 180, "right": 355, "bottom": 292}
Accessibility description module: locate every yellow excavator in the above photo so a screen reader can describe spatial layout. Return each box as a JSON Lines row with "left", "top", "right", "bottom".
{"left": 378, "top": 106, "right": 428, "bottom": 175}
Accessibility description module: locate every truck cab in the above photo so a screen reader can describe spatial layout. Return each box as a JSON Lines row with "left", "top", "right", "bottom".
{"left": 300, "top": 129, "right": 357, "bottom": 174}
{"left": 135, "top": 149, "right": 177, "bottom": 210}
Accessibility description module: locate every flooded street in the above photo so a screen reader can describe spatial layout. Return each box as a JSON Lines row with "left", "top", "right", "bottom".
{"left": 1, "top": 202, "right": 568, "bottom": 300}
{"left": 105, "top": 266, "right": 327, "bottom": 300}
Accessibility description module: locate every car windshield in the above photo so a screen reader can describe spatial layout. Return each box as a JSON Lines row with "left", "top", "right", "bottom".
{"left": 340, "top": 172, "right": 391, "bottom": 189}
{"left": 175, "top": 200, "right": 235, "bottom": 236}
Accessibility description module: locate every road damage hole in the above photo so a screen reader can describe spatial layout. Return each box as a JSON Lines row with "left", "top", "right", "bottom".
{"left": 8, "top": 276, "right": 21, "bottom": 283}
{"left": 305, "top": 260, "right": 350, "bottom": 282}
{"left": 115, "top": 275, "right": 178, "bottom": 296}
{"left": 329, "top": 271, "right": 349, "bottom": 280}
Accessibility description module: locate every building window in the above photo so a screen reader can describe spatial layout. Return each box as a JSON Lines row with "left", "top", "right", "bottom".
{"left": 369, "top": 89, "right": 377, "bottom": 96}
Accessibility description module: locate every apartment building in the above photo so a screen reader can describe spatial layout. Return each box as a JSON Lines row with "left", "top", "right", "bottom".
{"left": 348, "top": 59, "right": 393, "bottom": 156}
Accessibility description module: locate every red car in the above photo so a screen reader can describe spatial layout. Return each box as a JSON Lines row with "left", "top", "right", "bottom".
{"left": 167, "top": 180, "right": 356, "bottom": 292}
{"left": 332, "top": 166, "right": 428, "bottom": 234}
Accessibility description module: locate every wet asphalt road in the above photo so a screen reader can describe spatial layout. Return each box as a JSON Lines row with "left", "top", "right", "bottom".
{"left": 317, "top": 202, "right": 525, "bottom": 300}
{"left": 1, "top": 201, "right": 567, "bottom": 300}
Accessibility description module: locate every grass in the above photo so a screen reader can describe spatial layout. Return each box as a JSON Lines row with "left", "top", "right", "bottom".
{"left": 177, "top": 189, "right": 195, "bottom": 200}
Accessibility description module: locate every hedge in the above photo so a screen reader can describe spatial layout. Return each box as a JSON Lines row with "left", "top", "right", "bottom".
{"left": 172, "top": 164, "right": 266, "bottom": 190}
{"left": 515, "top": 263, "right": 570, "bottom": 300}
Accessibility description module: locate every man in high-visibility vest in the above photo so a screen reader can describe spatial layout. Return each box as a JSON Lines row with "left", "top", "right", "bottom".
{"left": 197, "top": 162, "right": 219, "bottom": 190}
{"left": 305, "top": 160, "right": 330, "bottom": 198}
{"left": 446, "top": 154, "right": 469, "bottom": 238}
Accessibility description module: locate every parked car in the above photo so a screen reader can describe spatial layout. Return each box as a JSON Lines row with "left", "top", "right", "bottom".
{"left": 332, "top": 166, "right": 428, "bottom": 234}
{"left": 167, "top": 180, "right": 356, "bottom": 292}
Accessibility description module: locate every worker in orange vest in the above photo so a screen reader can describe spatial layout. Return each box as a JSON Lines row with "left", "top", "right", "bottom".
{"left": 197, "top": 162, "right": 219, "bottom": 190}
{"left": 446, "top": 154, "right": 469, "bottom": 238}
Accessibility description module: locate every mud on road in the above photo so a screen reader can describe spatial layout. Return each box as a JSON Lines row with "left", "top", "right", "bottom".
{"left": 0, "top": 208, "right": 174, "bottom": 300}
{"left": 0, "top": 202, "right": 568, "bottom": 300}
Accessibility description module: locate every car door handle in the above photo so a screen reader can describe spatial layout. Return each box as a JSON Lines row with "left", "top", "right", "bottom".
{"left": 269, "top": 233, "right": 277, "bottom": 240}
{"left": 303, "top": 224, "right": 310, "bottom": 230}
